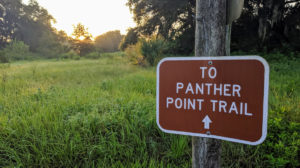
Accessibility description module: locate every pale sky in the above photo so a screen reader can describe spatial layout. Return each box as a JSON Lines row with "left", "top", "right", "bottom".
{"left": 23, "top": 0, "right": 136, "bottom": 37}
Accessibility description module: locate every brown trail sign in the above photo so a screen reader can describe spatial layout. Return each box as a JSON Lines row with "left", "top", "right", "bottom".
{"left": 156, "top": 56, "right": 269, "bottom": 145}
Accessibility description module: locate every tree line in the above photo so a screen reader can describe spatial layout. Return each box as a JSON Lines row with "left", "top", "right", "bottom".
{"left": 121, "top": 0, "right": 300, "bottom": 56}
{"left": 0, "top": 0, "right": 123, "bottom": 62}
{"left": 1, "top": 0, "right": 299, "bottom": 63}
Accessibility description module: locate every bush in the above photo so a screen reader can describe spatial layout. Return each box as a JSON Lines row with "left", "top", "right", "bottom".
{"left": 94, "top": 30, "right": 123, "bottom": 53}
{"left": 140, "top": 36, "right": 169, "bottom": 66}
{"left": 0, "top": 50, "right": 9, "bottom": 63}
{"left": 2, "top": 40, "right": 31, "bottom": 61}
{"left": 125, "top": 44, "right": 145, "bottom": 66}
{"left": 263, "top": 117, "right": 300, "bottom": 167}
{"left": 125, "top": 36, "right": 171, "bottom": 67}
{"left": 263, "top": 51, "right": 300, "bottom": 62}
{"left": 119, "top": 28, "right": 138, "bottom": 51}
{"left": 263, "top": 51, "right": 288, "bottom": 62}
{"left": 72, "top": 55, "right": 81, "bottom": 60}
{"left": 85, "top": 52, "right": 101, "bottom": 59}
{"left": 59, "top": 51, "right": 79, "bottom": 60}
{"left": 222, "top": 117, "right": 300, "bottom": 167}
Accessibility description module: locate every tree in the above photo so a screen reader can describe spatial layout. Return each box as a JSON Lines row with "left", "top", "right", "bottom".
{"left": 119, "top": 28, "right": 138, "bottom": 51}
{"left": 0, "top": 3, "right": 5, "bottom": 21}
{"left": 231, "top": 0, "right": 300, "bottom": 51}
{"left": 71, "top": 23, "right": 94, "bottom": 56}
{"left": 0, "top": 0, "right": 67, "bottom": 58}
{"left": 127, "top": 0, "right": 300, "bottom": 54}
{"left": 127, "top": 0, "right": 195, "bottom": 54}
{"left": 0, "top": 0, "right": 23, "bottom": 48}
{"left": 228, "top": 0, "right": 300, "bottom": 52}
{"left": 72, "top": 23, "right": 92, "bottom": 40}
{"left": 55, "top": 30, "right": 72, "bottom": 53}
{"left": 94, "top": 30, "right": 123, "bottom": 52}
{"left": 2, "top": 40, "right": 30, "bottom": 61}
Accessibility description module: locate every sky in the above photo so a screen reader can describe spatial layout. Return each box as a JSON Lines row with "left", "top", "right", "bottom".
{"left": 23, "top": 0, "right": 136, "bottom": 37}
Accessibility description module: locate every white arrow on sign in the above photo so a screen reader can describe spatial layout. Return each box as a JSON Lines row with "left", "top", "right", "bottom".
{"left": 202, "top": 115, "right": 212, "bottom": 130}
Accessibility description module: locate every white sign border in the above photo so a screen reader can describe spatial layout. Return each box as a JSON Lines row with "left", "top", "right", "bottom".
{"left": 156, "top": 56, "right": 269, "bottom": 145}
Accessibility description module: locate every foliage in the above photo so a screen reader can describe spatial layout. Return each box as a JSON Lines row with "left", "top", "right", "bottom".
{"left": 125, "top": 44, "right": 145, "bottom": 66}
{"left": 71, "top": 38, "right": 95, "bottom": 56}
{"left": 33, "top": 31, "right": 64, "bottom": 59}
{"left": 101, "top": 52, "right": 126, "bottom": 58}
{"left": 70, "top": 23, "right": 94, "bottom": 56}
{"left": 126, "top": 0, "right": 300, "bottom": 54}
{"left": 1, "top": 40, "right": 32, "bottom": 61}
{"left": 119, "top": 28, "right": 139, "bottom": 51}
{"left": 0, "top": 0, "right": 24, "bottom": 47}
{"left": 263, "top": 118, "right": 300, "bottom": 167}
{"left": 0, "top": 50, "right": 8, "bottom": 63}
{"left": 0, "top": 0, "right": 68, "bottom": 59}
{"left": 127, "top": 0, "right": 195, "bottom": 55}
{"left": 0, "top": 54, "right": 299, "bottom": 167}
{"left": 85, "top": 52, "right": 101, "bottom": 59}
{"left": 140, "top": 36, "right": 170, "bottom": 66}
{"left": 72, "top": 23, "right": 92, "bottom": 40}
{"left": 72, "top": 55, "right": 81, "bottom": 60}
{"left": 230, "top": 0, "right": 300, "bottom": 52}
{"left": 125, "top": 36, "right": 171, "bottom": 66}
{"left": 222, "top": 118, "right": 300, "bottom": 168}
{"left": 94, "top": 30, "right": 123, "bottom": 53}
{"left": 269, "top": 60, "right": 300, "bottom": 122}
{"left": 59, "top": 50, "right": 79, "bottom": 60}
{"left": 232, "top": 50, "right": 300, "bottom": 63}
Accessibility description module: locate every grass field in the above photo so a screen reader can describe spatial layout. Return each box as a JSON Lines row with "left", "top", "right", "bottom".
{"left": 0, "top": 53, "right": 299, "bottom": 167}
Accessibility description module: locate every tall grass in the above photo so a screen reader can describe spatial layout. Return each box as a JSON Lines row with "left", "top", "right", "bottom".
{"left": 0, "top": 54, "right": 299, "bottom": 167}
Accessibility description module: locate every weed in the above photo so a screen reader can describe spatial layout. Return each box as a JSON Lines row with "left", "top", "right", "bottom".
{"left": 0, "top": 54, "right": 298, "bottom": 167}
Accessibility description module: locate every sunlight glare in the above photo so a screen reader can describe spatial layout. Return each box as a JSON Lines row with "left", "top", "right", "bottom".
{"left": 23, "top": 0, "right": 136, "bottom": 36}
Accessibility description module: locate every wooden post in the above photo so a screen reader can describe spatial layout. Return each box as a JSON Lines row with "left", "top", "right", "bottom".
{"left": 193, "top": 0, "right": 228, "bottom": 167}
{"left": 226, "top": 24, "right": 232, "bottom": 56}
{"left": 195, "top": 0, "right": 227, "bottom": 57}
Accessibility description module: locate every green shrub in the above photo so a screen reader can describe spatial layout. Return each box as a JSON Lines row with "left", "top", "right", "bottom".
{"left": 263, "top": 51, "right": 288, "bottom": 62}
{"left": 125, "top": 36, "right": 170, "bottom": 67}
{"left": 140, "top": 36, "right": 169, "bottom": 66}
{"left": 59, "top": 50, "right": 79, "bottom": 60}
{"left": 72, "top": 55, "right": 81, "bottom": 60}
{"left": 2, "top": 40, "right": 31, "bottom": 61}
{"left": 119, "top": 28, "right": 138, "bottom": 51}
{"left": 125, "top": 44, "right": 145, "bottom": 66}
{"left": 85, "top": 52, "right": 101, "bottom": 59}
{"left": 0, "top": 50, "right": 9, "bottom": 63}
{"left": 263, "top": 117, "right": 300, "bottom": 167}
{"left": 222, "top": 117, "right": 300, "bottom": 167}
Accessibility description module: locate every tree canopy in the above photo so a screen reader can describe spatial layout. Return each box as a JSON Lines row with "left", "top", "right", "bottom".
{"left": 231, "top": 0, "right": 300, "bottom": 52}
{"left": 72, "top": 23, "right": 92, "bottom": 40}
{"left": 119, "top": 28, "right": 138, "bottom": 51}
{"left": 71, "top": 23, "right": 94, "bottom": 56}
{"left": 94, "top": 30, "right": 123, "bottom": 52}
{"left": 127, "top": 0, "right": 195, "bottom": 54}
{"left": 126, "top": 0, "right": 300, "bottom": 54}
{"left": 0, "top": 0, "right": 67, "bottom": 58}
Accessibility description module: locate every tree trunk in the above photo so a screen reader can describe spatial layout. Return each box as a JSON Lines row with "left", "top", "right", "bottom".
{"left": 193, "top": 0, "right": 227, "bottom": 167}
{"left": 195, "top": 0, "right": 227, "bottom": 57}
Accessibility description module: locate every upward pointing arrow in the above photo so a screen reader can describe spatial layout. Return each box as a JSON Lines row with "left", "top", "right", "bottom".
{"left": 202, "top": 115, "right": 212, "bottom": 130}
